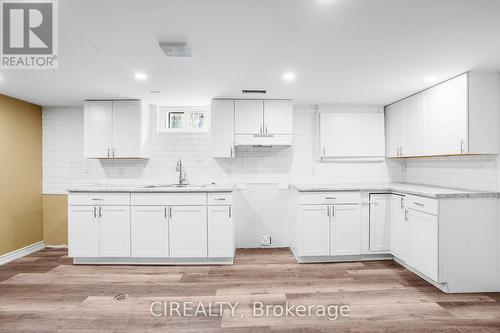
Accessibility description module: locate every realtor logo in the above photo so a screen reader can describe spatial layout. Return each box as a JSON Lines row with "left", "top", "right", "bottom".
{"left": 1, "top": 0, "right": 58, "bottom": 69}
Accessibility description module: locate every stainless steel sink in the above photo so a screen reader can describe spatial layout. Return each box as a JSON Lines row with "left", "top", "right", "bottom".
{"left": 142, "top": 183, "right": 210, "bottom": 189}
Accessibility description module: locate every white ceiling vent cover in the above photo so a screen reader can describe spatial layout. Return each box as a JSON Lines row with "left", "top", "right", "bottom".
{"left": 159, "top": 42, "right": 192, "bottom": 57}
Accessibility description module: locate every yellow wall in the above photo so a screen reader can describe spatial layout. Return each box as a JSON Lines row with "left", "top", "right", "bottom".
{"left": 43, "top": 194, "right": 68, "bottom": 246}
{"left": 0, "top": 94, "right": 43, "bottom": 255}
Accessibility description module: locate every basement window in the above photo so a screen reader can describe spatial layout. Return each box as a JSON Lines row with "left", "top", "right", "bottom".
{"left": 158, "top": 106, "right": 209, "bottom": 132}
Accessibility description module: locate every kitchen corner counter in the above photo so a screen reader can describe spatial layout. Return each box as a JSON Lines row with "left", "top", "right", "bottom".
{"left": 67, "top": 184, "right": 235, "bottom": 193}
{"left": 290, "top": 183, "right": 499, "bottom": 199}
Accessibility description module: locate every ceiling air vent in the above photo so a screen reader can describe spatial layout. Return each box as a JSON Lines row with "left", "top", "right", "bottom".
{"left": 242, "top": 89, "right": 267, "bottom": 94}
{"left": 159, "top": 42, "right": 192, "bottom": 57}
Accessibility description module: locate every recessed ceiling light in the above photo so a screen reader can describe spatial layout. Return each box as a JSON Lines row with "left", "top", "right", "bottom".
{"left": 134, "top": 72, "right": 148, "bottom": 81}
{"left": 283, "top": 72, "right": 296, "bottom": 82}
{"left": 424, "top": 76, "right": 437, "bottom": 83}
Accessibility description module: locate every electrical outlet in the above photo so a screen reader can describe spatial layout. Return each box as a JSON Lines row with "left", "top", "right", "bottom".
{"left": 259, "top": 235, "right": 271, "bottom": 247}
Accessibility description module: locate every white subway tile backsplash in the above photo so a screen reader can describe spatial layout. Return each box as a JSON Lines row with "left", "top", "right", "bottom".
{"left": 42, "top": 105, "right": 402, "bottom": 194}
{"left": 43, "top": 105, "right": 497, "bottom": 194}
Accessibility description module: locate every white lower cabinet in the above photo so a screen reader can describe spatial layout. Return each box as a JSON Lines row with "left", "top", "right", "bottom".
{"left": 208, "top": 205, "right": 234, "bottom": 257}
{"left": 68, "top": 205, "right": 130, "bottom": 258}
{"left": 331, "top": 205, "right": 361, "bottom": 255}
{"left": 169, "top": 206, "right": 208, "bottom": 258}
{"left": 298, "top": 205, "right": 330, "bottom": 256}
{"left": 131, "top": 206, "right": 169, "bottom": 257}
{"left": 408, "top": 208, "right": 439, "bottom": 282}
{"left": 297, "top": 202, "right": 361, "bottom": 257}
{"left": 68, "top": 206, "right": 99, "bottom": 257}
{"left": 98, "top": 206, "right": 131, "bottom": 257}
{"left": 390, "top": 195, "right": 409, "bottom": 262}
{"left": 69, "top": 192, "right": 234, "bottom": 263}
{"left": 368, "top": 194, "right": 391, "bottom": 252}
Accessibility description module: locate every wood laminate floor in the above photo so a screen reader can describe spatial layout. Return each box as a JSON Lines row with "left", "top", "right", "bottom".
{"left": 1, "top": 248, "right": 500, "bottom": 332}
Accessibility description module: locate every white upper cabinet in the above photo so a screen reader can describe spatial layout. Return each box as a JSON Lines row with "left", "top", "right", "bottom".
{"left": 210, "top": 99, "right": 235, "bottom": 158}
{"left": 385, "top": 72, "right": 500, "bottom": 157}
{"left": 213, "top": 98, "right": 293, "bottom": 147}
{"left": 320, "top": 105, "right": 385, "bottom": 159}
{"left": 234, "top": 100, "right": 263, "bottom": 135}
{"left": 84, "top": 100, "right": 149, "bottom": 159}
{"left": 385, "top": 102, "right": 404, "bottom": 158}
{"left": 422, "top": 74, "right": 468, "bottom": 156}
{"left": 264, "top": 100, "right": 293, "bottom": 135}
{"left": 402, "top": 94, "right": 423, "bottom": 157}
{"left": 84, "top": 101, "right": 113, "bottom": 159}
{"left": 112, "top": 101, "right": 146, "bottom": 158}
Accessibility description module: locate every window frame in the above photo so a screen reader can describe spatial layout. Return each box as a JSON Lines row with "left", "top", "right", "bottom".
{"left": 157, "top": 106, "right": 209, "bottom": 133}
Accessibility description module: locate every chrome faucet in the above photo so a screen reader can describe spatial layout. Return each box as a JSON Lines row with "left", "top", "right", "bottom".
{"left": 176, "top": 158, "right": 187, "bottom": 185}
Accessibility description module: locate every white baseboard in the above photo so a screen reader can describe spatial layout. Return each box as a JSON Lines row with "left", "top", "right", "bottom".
{"left": 45, "top": 244, "right": 68, "bottom": 249}
{"left": 0, "top": 241, "right": 45, "bottom": 265}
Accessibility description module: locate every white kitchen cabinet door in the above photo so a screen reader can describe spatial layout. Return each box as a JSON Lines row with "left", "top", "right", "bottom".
{"left": 131, "top": 207, "right": 168, "bottom": 257}
{"left": 369, "top": 194, "right": 391, "bottom": 252}
{"left": 331, "top": 205, "right": 362, "bottom": 255}
{"left": 112, "top": 100, "right": 143, "bottom": 158}
{"left": 320, "top": 111, "right": 385, "bottom": 158}
{"left": 98, "top": 206, "right": 131, "bottom": 257}
{"left": 385, "top": 103, "right": 404, "bottom": 158}
{"left": 263, "top": 100, "right": 293, "bottom": 135}
{"left": 234, "top": 100, "right": 263, "bottom": 135}
{"left": 408, "top": 209, "right": 439, "bottom": 281}
{"left": 298, "top": 205, "right": 330, "bottom": 256}
{"left": 68, "top": 206, "right": 99, "bottom": 257}
{"left": 210, "top": 99, "right": 235, "bottom": 158}
{"left": 422, "top": 74, "right": 468, "bottom": 156}
{"left": 402, "top": 94, "right": 423, "bottom": 156}
{"left": 84, "top": 101, "right": 113, "bottom": 158}
{"left": 208, "top": 206, "right": 234, "bottom": 257}
{"left": 169, "top": 206, "right": 207, "bottom": 258}
{"left": 390, "top": 195, "right": 409, "bottom": 261}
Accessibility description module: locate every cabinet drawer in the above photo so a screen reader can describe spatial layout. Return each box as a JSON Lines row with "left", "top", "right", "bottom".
{"left": 68, "top": 193, "right": 130, "bottom": 206}
{"left": 208, "top": 193, "right": 233, "bottom": 205}
{"left": 406, "top": 195, "right": 438, "bottom": 216}
{"left": 298, "top": 192, "right": 361, "bottom": 205}
{"left": 131, "top": 193, "right": 206, "bottom": 206}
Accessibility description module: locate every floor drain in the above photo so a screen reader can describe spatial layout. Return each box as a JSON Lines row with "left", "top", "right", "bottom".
{"left": 113, "top": 293, "right": 130, "bottom": 301}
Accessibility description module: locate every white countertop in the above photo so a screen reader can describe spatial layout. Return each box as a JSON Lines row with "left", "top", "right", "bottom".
{"left": 290, "top": 182, "right": 499, "bottom": 199}
{"left": 67, "top": 183, "right": 235, "bottom": 193}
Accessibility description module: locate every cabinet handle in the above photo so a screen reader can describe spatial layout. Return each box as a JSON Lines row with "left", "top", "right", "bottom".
{"left": 169, "top": 206, "right": 172, "bottom": 219}
{"left": 229, "top": 206, "right": 232, "bottom": 218}
{"left": 214, "top": 198, "right": 226, "bottom": 201}
{"left": 98, "top": 206, "right": 102, "bottom": 218}
{"left": 112, "top": 148, "right": 115, "bottom": 158}
{"left": 107, "top": 148, "right": 110, "bottom": 158}
{"left": 413, "top": 202, "right": 424, "bottom": 207}
{"left": 400, "top": 197, "right": 404, "bottom": 209}
{"left": 460, "top": 140, "right": 465, "bottom": 154}
{"left": 230, "top": 147, "right": 233, "bottom": 158}
{"left": 332, "top": 205, "right": 335, "bottom": 217}
{"left": 265, "top": 124, "right": 268, "bottom": 134}
{"left": 93, "top": 206, "right": 97, "bottom": 218}
{"left": 164, "top": 206, "right": 167, "bottom": 219}
{"left": 405, "top": 210, "right": 408, "bottom": 221}
{"left": 260, "top": 124, "right": 263, "bottom": 134}
{"left": 327, "top": 206, "right": 330, "bottom": 217}
{"left": 325, "top": 197, "right": 336, "bottom": 200}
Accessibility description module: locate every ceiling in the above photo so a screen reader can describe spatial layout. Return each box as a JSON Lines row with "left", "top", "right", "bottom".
{"left": 2, "top": 0, "right": 500, "bottom": 107}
